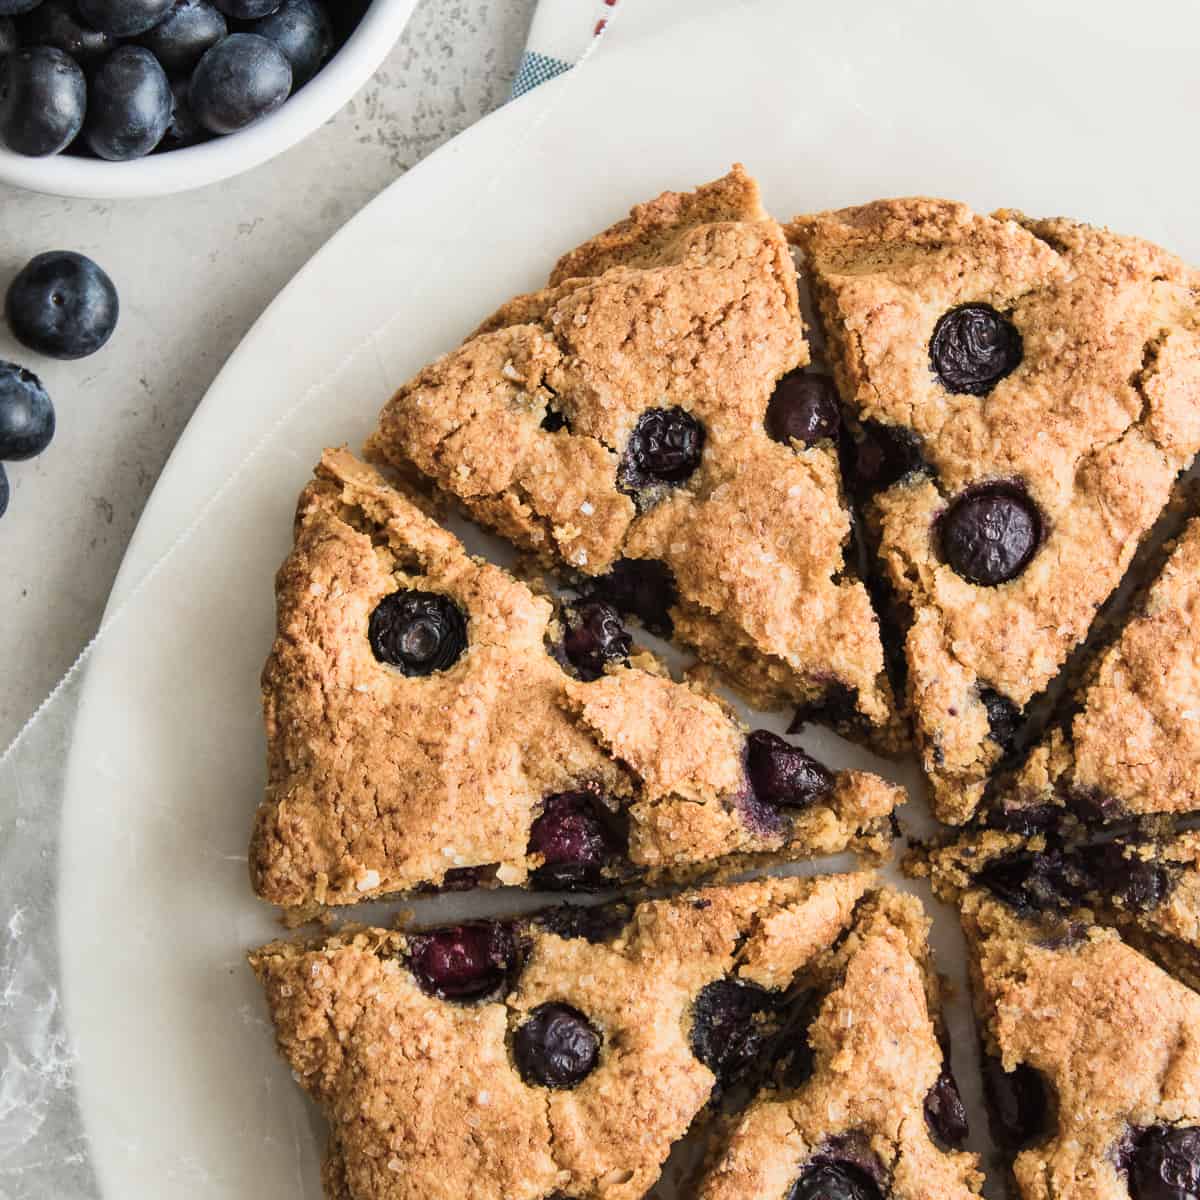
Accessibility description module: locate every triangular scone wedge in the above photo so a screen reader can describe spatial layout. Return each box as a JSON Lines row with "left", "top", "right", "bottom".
{"left": 695, "top": 889, "right": 983, "bottom": 1200}
{"left": 948, "top": 880, "right": 1200, "bottom": 1200}
{"left": 249, "top": 873, "right": 873, "bottom": 1200}
{"left": 987, "top": 513, "right": 1200, "bottom": 830}
{"left": 366, "top": 166, "right": 903, "bottom": 749}
{"left": 250, "top": 449, "right": 904, "bottom": 909}
{"left": 790, "top": 200, "right": 1200, "bottom": 823}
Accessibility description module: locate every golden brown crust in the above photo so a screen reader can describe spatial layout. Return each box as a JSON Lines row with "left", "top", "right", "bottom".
{"left": 790, "top": 198, "right": 1200, "bottom": 823}
{"left": 367, "top": 167, "right": 898, "bottom": 739}
{"left": 251, "top": 449, "right": 904, "bottom": 908}
{"left": 249, "top": 874, "right": 874, "bottom": 1200}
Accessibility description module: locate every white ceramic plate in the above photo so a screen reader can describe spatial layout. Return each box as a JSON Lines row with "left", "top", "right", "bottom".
{"left": 58, "top": 1, "right": 1200, "bottom": 1197}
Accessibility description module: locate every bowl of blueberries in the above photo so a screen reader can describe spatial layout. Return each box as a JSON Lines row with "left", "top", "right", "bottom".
{"left": 0, "top": 0, "right": 416, "bottom": 197}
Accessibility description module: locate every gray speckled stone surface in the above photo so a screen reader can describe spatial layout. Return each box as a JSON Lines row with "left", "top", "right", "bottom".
{"left": 0, "top": 0, "right": 536, "bottom": 748}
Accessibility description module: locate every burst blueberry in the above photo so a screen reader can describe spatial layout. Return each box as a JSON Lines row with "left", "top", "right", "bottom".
{"left": 406, "top": 923, "right": 516, "bottom": 1001}
{"left": 619, "top": 406, "right": 705, "bottom": 491}
{"left": 745, "top": 730, "right": 835, "bottom": 810}
{"left": 528, "top": 791, "right": 621, "bottom": 891}
{"left": 1127, "top": 1126, "right": 1200, "bottom": 1200}
{"left": 561, "top": 600, "right": 631, "bottom": 680}
{"left": 766, "top": 371, "right": 840, "bottom": 447}
{"left": 930, "top": 303, "right": 1023, "bottom": 395}
{"left": 513, "top": 1003, "right": 600, "bottom": 1088}
{"left": 689, "top": 978, "right": 778, "bottom": 1090}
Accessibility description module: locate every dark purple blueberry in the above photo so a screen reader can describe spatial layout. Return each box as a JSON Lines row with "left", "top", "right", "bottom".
{"left": 439, "top": 865, "right": 486, "bottom": 890}
{"left": 0, "top": 17, "right": 16, "bottom": 54}
{"left": 1066, "top": 788, "right": 1123, "bottom": 824}
{"left": 746, "top": 730, "right": 835, "bottom": 811}
{"left": 528, "top": 791, "right": 621, "bottom": 892}
{"left": 619, "top": 406, "right": 705, "bottom": 490}
{"left": 930, "top": 303, "right": 1023, "bottom": 396}
{"left": 561, "top": 601, "right": 631, "bottom": 681}
{"left": 580, "top": 557, "right": 677, "bottom": 637}
{"left": 789, "top": 682, "right": 863, "bottom": 737}
{"left": 0, "top": 463, "right": 9, "bottom": 518}
{"left": 189, "top": 32, "right": 291, "bottom": 134}
{"left": 0, "top": 362, "right": 53, "bottom": 460}
{"left": 534, "top": 902, "right": 631, "bottom": 944}
{"left": 160, "top": 76, "right": 206, "bottom": 149}
{"left": 247, "top": 0, "right": 329, "bottom": 87}
{"left": 0, "top": 46, "right": 85, "bottom": 156}
{"left": 925, "top": 1065, "right": 970, "bottom": 1147}
{"left": 985, "top": 801, "right": 1061, "bottom": 838}
{"left": 0, "top": 0, "right": 42, "bottom": 14}
{"left": 846, "top": 419, "right": 929, "bottom": 497}
{"left": 1127, "top": 1126, "right": 1200, "bottom": 1200}
{"left": 406, "top": 922, "right": 516, "bottom": 1001}
{"left": 979, "top": 685, "right": 1021, "bottom": 754}
{"left": 84, "top": 46, "right": 172, "bottom": 160}
{"left": 513, "top": 1002, "right": 600, "bottom": 1088}
{"left": 789, "top": 1159, "right": 885, "bottom": 1200}
{"left": 6, "top": 252, "right": 118, "bottom": 361}
{"left": 368, "top": 590, "right": 467, "bottom": 675}
{"left": 766, "top": 371, "right": 840, "bottom": 447}
{"left": 1084, "top": 843, "right": 1171, "bottom": 913}
{"left": 76, "top": 0, "right": 172, "bottom": 35}
{"left": 540, "top": 407, "right": 567, "bottom": 432}
{"left": 939, "top": 483, "right": 1041, "bottom": 586}
{"left": 18, "top": 1, "right": 114, "bottom": 68}
{"left": 138, "top": 0, "right": 227, "bottom": 75}
{"left": 212, "top": 0, "right": 278, "bottom": 16}
{"left": 975, "top": 849, "right": 1089, "bottom": 917}
{"left": 689, "top": 978, "right": 778, "bottom": 1090}
{"left": 982, "top": 1055, "right": 1049, "bottom": 1150}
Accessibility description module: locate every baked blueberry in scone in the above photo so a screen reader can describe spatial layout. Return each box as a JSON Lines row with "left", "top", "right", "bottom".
{"left": 250, "top": 449, "right": 904, "bottom": 909}
{"left": 789, "top": 200, "right": 1200, "bottom": 824}
{"left": 249, "top": 874, "right": 876, "bottom": 1200}
{"left": 365, "top": 166, "right": 904, "bottom": 751}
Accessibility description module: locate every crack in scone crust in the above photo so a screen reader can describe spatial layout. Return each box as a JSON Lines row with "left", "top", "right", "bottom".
{"left": 365, "top": 166, "right": 899, "bottom": 742}
{"left": 250, "top": 449, "right": 903, "bottom": 908}
{"left": 789, "top": 198, "right": 1200, "bottom": 824}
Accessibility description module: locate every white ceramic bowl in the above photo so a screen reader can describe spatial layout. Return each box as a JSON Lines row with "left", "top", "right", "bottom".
{"left": 0, "top": 0, "right": 417, "bottom": 199}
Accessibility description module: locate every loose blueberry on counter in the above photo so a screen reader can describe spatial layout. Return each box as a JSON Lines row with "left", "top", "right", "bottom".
{"left": 513, "top": 1002, "right": 600, "bottom": 1088}
{"left": 528, "top": 791, "right": 621, "bottom": 891}
{"left": 765, "top": 371, "right": 840, "bottom": 447}
{"left": 0, "top": 463, "right": 8, "bottom": 518}
{"left": 939, "top": 483, "right": 1041, "bottom": 586}
{"left": 0, "top": 361, "right": 54, "bottom": 460}
{"left": 1126, "top": 1126, "right": 1200, "bottom": 1200}
{"left": 746, "top": 730, "right": 835, "bottom": 810}
{"left": 619, "top": 406, "right": 705, "bottom": 491}
{"left": 189, "top": 32, "right": 291, "bottom": 134}
{"left": 0, "top": 46, "right": 86, "bottom": 156}
{"left": 19, "top": 0, "right": 117, "bottom": 69}
{"left": 981, "top": 1055, "right": 1049, "bottom": 1149}
{"left": 368, "top": 590, "right": 468, "bottom": 675}
{"left": 407, "top": 922, "right": 516, "bottom": 1001}
{"left": 7, "top": 251, "right": 119, "bottom": 360}
{"left": 160, "top": 77, "right": 205, "bottom": 148}
{"left": 789, "top": 1158, "right": 885, "bottom": 1200}
{"left": 85, "top": 46, "right": 172, "bottom": 160}
{"left": 0, "top": 0, "right": 43, "bottom": 15}
{"left": 0, "top": 16, "right": 20, "bottom": 55}
{"left": 561, "top": 600, "right": 631, "bottom": 680}
{"left": 580, "top": 557, "right": 677, "bottom": 638}
{"left": 248, "top": 0, "right": 330, "bottom": 88}
{"left": 930, "top": 303, "right": 1023, "bottom": 396}
{"left": 925, "top": 1064, "right": 970, "bottom": 1147}
{"left": 212, "top": 0, "right": 281, "bottom": 17}
{"left": 138, "top": 0, "right": 227, "bottom": 76}
{"left": 689, "top": 978, "right": 778, "bottom": 1090}
{"left": 76, "top": 0, "right": 174, "bottom": 37}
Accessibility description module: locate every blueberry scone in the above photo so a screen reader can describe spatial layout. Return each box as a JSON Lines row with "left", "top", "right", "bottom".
{"left": 790, "top": 200, "right": 1200, "bottom": 823}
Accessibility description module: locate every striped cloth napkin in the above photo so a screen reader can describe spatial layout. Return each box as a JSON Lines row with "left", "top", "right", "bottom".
{"left": 511, "top": 0, "right": 621, "bottom": 98}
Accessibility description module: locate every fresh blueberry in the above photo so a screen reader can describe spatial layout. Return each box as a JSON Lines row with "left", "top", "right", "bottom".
{"left": 0, "top": 16, "right": 19, "bottom": 54}
{"left": 746, "top": 730, "right": 835, "bottom": 811}
{"left": 513, "top": 1002, "right": 600, "bottom": 1088}
{"left": 0, "top": 463, "right": 9, "bottom": 518}
{"left": 7, "top": 252, "right": 118, "bottom": 361}
{"left": 579, "top": 557, "right": 677, "bottom": 638}
{"left": 845, "top": 419, "right": 929, "bottom": 498}
{"left": 0, "top": 362, "right": 53, "bottom": 460}
{"left": 247, "top": 0, "right": 330, "bottom": 87}
{"left": 84, "top": 46, "right": 171, "bottom": 160}
{"left": 1127, "top": 1126, "right": 1200, "bottom": 1200}
{"left": 789, "top": 1159, "right": 885, "bottom": 1200}
{"left": 981, "top": 1055, "right": 1049, "bottom": 1149}
{"left": 930, "top": 303, "right": 1023, "bottom": 396}
{"left": 0, "top": 0, "right": 43, "bottom": 15}
{"left": 368, "top": 590, "right": 467, "bottom": 675}
{"left": 189, "top": 32, "right": 291, "bottom": 134}
{"left": 76, "top": 0, "right": 173, "bottom": 36}
{"left": 211, "top": 0, "right": 279, "bottom": 16}
{"left": 925, "top": 1064, "right": 970, "bottom": 1147}
{"left": 619, "top": 406, "right": 705, "bottom": 491}
{"left": 406, "top": 922, "right": 516, "bottom": 1001}
{"left": 940, "top": 482, "right": 1042, "bottom": 586}
{"left": 159, "top": 76, "right": 205, "bottom": 149}
{"left": 528, "top": 791, "right": 622, "bottom": 891}
{"left": 689, "top": 978, "right": 778, "bottom": 1091}
{"left": 19, "top": 0, "right": 116, "bottom": 69}
{"left": 0, "top": 46, "right": 85, "bottom": 156}
{"left": 765, "top": 371, "right": 840, "bottom": 447}
{"left": 560, "top": 600, "right": 631, "bottom": 680}
{"left": 138, "top": 0, "right": 226, "bottom": 76}
{"left": 979, "top": 685, "right": 1021, "bottom": 754}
